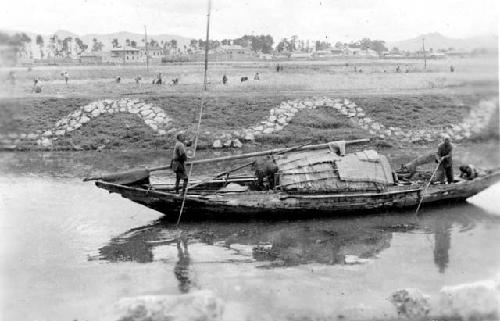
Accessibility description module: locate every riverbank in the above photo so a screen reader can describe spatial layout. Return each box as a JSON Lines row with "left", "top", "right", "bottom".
{"left": 0, "top": 58, "right": 498, "bottom": 152}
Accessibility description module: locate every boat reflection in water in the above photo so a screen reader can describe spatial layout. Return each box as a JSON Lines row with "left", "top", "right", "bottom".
{"left": 94, "top": 203, "right": 497, "bottom": 292}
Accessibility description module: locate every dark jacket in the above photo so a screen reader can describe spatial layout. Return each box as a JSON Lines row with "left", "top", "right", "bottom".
{"left": 172, "top": 141, "right": 187, "bottom": 173}
{"left": 437, "top": 142, "right": 453, "bottom": 168}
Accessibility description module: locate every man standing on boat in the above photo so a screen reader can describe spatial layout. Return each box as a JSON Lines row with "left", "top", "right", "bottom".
{"left": 172, "top": 133, "right": 189, "bottom": 194}
{"left": 436, "top": 135, "right": 453, "bottom": 184}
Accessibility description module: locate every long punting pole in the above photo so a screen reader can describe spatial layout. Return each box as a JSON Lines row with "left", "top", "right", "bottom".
{"left": 138, "top": 138, "right": 370, "bottom": 173}
{"left": 177, "top": 0, "right": 212, "bottom": 225}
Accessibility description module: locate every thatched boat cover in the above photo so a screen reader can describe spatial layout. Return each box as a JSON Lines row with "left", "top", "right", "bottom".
{"left": 275, "top": 149, "right": 394, "bottom": 192}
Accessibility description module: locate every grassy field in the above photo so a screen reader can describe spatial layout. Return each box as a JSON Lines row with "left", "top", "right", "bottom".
{"left": 0, "top": 56, "right": 497, "bottom": 151}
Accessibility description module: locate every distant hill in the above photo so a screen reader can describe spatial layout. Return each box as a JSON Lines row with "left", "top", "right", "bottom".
{"left": 387, "top": 32, "right": 498, "bottom": 51}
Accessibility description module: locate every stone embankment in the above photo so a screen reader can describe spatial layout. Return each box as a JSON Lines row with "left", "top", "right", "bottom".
{"left": 0, "top": 97, "right": 497, "bottom": 151}
{"left": 0, "top": 98, "right": 172, "bottom": 149}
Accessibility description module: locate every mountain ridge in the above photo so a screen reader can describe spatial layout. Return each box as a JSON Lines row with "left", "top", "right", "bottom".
{"left": 386, "top": 32, "right": 498, "bottom": 51}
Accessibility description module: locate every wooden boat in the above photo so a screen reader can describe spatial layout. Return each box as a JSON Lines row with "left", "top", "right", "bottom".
{"left": 92, "top": 141, "right": 500, "bottom": 220}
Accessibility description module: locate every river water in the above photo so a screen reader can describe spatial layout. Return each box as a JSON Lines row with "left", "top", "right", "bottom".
{"left": 1, "top": 143, "right": 499, "bottom": 321}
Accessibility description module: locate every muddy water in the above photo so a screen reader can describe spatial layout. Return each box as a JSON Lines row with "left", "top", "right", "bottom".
{"left": 1, "top": 143, "right": 499, "bottom": 321}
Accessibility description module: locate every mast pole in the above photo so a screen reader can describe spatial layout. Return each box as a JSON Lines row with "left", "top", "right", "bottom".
{"left": 144, "top": 25, "right": 149, "bottom": 72}
{"left": 422, "top": 37, "right": 427, "bottom": 70}
{"left": 203, "top": 0, "right": 211, "bottom": 91}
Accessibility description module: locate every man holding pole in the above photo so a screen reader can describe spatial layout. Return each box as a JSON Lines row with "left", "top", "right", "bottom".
{"left": 172, "top": 133, "right": 189, "bottom": 194}
{"left": 436, "top": 135, "right": 453, "bottom": 184}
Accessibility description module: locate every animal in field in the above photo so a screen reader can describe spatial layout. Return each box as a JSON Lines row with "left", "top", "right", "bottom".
{"left": 240, "top": 76, "right": 248, "bottom": 82}
{"left": 153, "top": 73, "right": 163, "bottom": 85}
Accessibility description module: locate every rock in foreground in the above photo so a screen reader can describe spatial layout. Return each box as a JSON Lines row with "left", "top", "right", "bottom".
{"left": 388, "top": 288, "right": 430, "bottom": 319}
{"left": 111, "top": 290, "right": 224, "bottom": 321}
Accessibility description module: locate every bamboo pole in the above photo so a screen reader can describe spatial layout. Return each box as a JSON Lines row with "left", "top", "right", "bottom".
{"left": 177, "top": 0, "right": 212, "bottom": 225}
{"left": 185, "top": 138, "right": 369, "bottom": 165}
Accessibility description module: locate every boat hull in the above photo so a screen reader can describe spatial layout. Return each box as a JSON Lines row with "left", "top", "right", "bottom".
{"left": 95, "top": 169, "right": 500, "bottom": 220}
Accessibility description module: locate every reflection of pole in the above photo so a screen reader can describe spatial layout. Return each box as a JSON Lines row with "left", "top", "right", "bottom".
{"left": 422, "top": 38, "right": 427, "bottom": 70}
{"left": 144, "top": 25, "right": 149, "bottom": 72}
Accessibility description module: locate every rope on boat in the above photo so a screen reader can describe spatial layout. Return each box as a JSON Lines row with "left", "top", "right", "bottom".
{"left": 176, "top": 0, "right": 212, "bottom": 226}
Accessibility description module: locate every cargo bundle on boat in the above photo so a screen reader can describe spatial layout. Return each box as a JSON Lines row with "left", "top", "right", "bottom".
{"left": 87, "top": 140, "right": 500, "bottom": 220}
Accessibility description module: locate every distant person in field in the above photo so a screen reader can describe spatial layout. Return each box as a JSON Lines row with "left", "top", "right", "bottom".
{"left": 116, "top": 76, "right": 121, "bottom": 83}
{"left": 171, "top": 133, "right": 190, "bottom": 194}
{"left": 152, "top": 72, "right": 162, "bottom": 85}
{"left": 396, "top": 65, "right": 401, "bottom": 73}
{"left": 61, "top": 71, "right": 69, "bottom": 84}
{"left": 222, "top": 74, "right": 228, "bottom": 84}
{"left": 450, "top": 65, "right": 455, "bottom": 72}
{"left": 7, "top": 71, "right": 16, "bottom": 85}
{"left": 276, "top": 64, "right": 280, "bottom": 72}
{"left": 254, "top": 72, "right": 260, "bottom": 80}
{"left": 33, "top": 78, "right": 42, "bottom": 93}
{"left": 436, "top": 135, "right": 453, "bottom": 184}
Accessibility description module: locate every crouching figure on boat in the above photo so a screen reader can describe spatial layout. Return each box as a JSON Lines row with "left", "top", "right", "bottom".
{"left": 459, "top": 165, "right": 478, "bottom": 180}
{"left": 253, "top": 156, "right": 279, "bottom": 190}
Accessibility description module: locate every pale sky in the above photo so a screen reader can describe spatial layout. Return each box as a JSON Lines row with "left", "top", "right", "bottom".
{"left": 0, "top": 0, "right": 498, "bottom": 41}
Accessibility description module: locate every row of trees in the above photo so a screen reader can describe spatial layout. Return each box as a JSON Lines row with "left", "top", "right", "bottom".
{"left": 336, "top": 38, "right": 388, "bottom": 54}
{"left": 275, "top": 36, "right": 389, "bottom": 54}
{"left": 33, "top": 34, "right": 90, "bottom": 58}
{"left": 0, "top": 32, "right": 32, "bottom": 56}
{"left": 111, "top": 37, "right": 179, "bottom": 50}
{"left": 189, "top": 34, "right": 274, "bottom": 54}
{"left": 5, "top": 31, "right": 394, "bottom": 60}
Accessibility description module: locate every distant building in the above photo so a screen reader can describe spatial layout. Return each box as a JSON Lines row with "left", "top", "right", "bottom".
{"left": 110, "top": 46, "right": 141, "bottom": 63}
{"left": 446, "top": 50, "right": 471, "bottom": 58}
{"left": 313, "top": 48, "right": 344, "bottom": 58}
{"left": 139, "top": 46, "right": 164, "bottom": 60}
{"left": 258, "top": 53, "right": 273, "bottom": 60}
{"left": 429, "top": 52, "right": 447, "bottom": 59}
{"left": 346, "top": 47, "right": 379, "bottom": 57}
{"left": 290, "top": 51, "right": 312, "bottom": 59}
{"left": 79, "top": 52, "right": 103, "bottom": 64}
{"left": 216, "top": 45, "right": 253, "bottom": 60}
